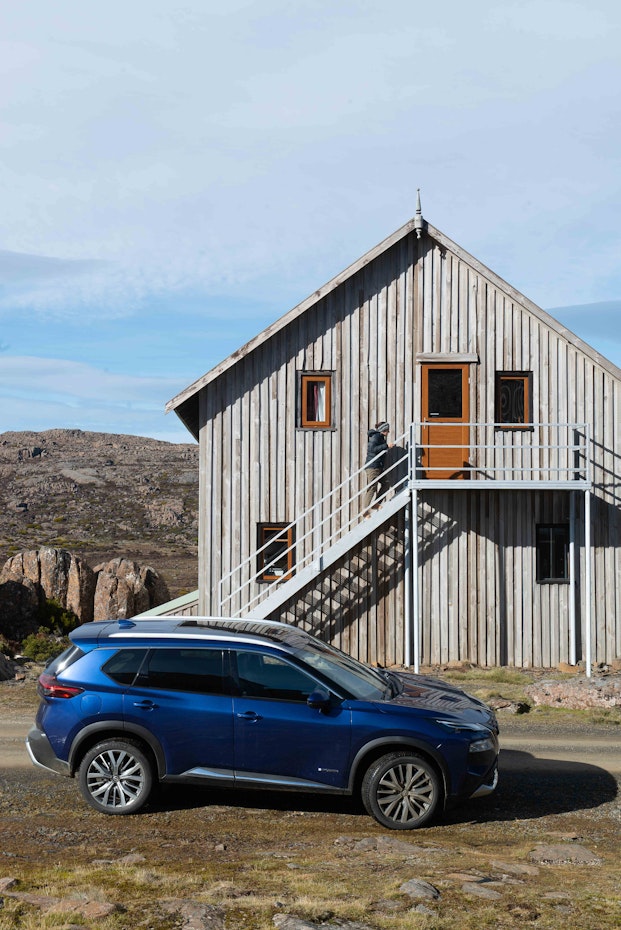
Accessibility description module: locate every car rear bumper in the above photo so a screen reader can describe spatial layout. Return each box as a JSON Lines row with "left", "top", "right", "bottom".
{"left": 26, "top": 726, "right": 70, "bottom": 777}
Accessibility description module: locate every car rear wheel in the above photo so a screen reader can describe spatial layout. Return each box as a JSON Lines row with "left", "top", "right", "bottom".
{"left": 78, "top": 739, "right": 153, "bottom": 815}
{"left": 361, "top": 751, "right": 441, "bottom": 829}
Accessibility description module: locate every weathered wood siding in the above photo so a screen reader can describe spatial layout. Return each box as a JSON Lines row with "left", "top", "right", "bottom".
{"left": 196, "top": 227, "right": 621, "bottom": 667}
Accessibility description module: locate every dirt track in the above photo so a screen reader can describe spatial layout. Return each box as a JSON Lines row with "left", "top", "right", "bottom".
{"left": 3, "top": 706, "right": 621, "bottom": 773}
{"left": 499, "top": 732, "right": 621, "bottom": 775}
{"left": 2, "top": 715, "right": 33, "bottom": 769}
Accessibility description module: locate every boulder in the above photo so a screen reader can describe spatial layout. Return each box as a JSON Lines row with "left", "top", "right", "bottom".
{"left": 0, "top": 548, "right": 169, "bottom": 635}
{"left": 0, "top": 548, "right": 96, "bottom": 623}
{"left": 0, "top": 651, "right": 21, "bottom": 681}
{"left": 141, "top": 564, "right": 171, "bottom": 608}
{"left": 93, "top": 558, "right": 170, "bottom": 621}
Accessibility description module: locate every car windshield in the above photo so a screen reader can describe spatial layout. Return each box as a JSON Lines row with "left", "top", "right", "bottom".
{"left": 292, "top": 637, "right": 388, "bottom": 700}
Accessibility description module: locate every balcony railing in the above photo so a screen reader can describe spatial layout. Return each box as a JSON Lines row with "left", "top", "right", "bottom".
{"left": 413, "top": 422, "right": 591, "bottom": 487}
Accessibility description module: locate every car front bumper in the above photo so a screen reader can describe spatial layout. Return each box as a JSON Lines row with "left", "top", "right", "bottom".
{"left": 469, "top": 760, "right": 499, "bottom": 798}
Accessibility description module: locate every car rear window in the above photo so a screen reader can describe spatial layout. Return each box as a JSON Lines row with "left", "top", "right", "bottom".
{"left": 102, "top": 649, "right": 148, "bottom": 685}
{"left": 45, "top": 645, "right": 86, "bottom": 676}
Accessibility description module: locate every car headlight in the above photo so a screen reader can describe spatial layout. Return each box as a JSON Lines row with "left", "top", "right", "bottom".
{"left": 435, "top": 718, "right": 487, "bottom": 734}
{"left": 468, "top": 737, "right": 496, "bottom": 753}
{"left": 434, "top": 719, "right": 495, "bottom": 752}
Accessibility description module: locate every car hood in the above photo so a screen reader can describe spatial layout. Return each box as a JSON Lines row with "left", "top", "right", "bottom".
{"left": 388, "top": 671, "right": 498, "bottom": 731}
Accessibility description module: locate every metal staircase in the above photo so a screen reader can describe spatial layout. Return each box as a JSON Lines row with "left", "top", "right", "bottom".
{"left": 219, "top": 428, "right": 413, "bottom": 620}
{"left": 246, "top": 488, "right": 410, "bottom": 618}
{"left": 219, "top": 421, "right": 591, "bottom": 623}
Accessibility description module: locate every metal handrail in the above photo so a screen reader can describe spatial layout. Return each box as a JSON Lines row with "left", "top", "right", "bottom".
{"left": 219, "top": 421, "right": 591, "bottom": 616}
{"left": 415, "top": 422, "right": 590, "bottom": 482}
{"left": 219, "top": 428, "right": 411, "bottom": 615}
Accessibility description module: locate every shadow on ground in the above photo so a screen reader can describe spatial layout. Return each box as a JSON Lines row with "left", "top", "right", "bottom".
{"left": 444, "top": 750, "right": 618, "bottom": 825}
{"left": 153, "top": 750, "right": 618, "bottom": 825}
{"left": 4, "top": 750, "right": 617, "bottom": 832}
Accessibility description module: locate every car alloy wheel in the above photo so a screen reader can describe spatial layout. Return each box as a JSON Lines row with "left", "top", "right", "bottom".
{"left": 78, "top": 739, "right": 153, "bottom": 815}
{"left": 362, "top": 751, "right": 441, "bottom": 829}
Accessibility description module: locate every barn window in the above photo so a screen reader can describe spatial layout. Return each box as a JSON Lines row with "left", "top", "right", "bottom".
{"left": 257, "top": 523, "right": 295, "bottom": 582}
{"left": 298, "top": 372, "right": 333, "bottom": 428}
{"left": 495, "top": 372, "right": 532, "bottom": 429}
{"left": 536, "top": 524, "right": 569, "bottom": 583}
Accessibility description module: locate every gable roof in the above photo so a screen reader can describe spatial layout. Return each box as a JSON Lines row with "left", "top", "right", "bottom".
{"left": 167, "top": 216, "right": 621, "bottom": 440}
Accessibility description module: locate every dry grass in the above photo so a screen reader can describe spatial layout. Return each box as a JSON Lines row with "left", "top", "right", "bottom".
{"left": 1, "top": 821, "right": 619, "bottom": 930}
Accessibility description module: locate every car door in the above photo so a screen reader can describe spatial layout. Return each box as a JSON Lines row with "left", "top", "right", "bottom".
{"left": 231, "top": 649, "right": 352, "bottom": 789}
{"left": 122, "top": 647, "right": 234, "bottom": 778}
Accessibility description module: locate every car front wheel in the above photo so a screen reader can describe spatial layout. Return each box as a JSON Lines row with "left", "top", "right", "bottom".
{"left": 78, "top": 739, "right": 153, "bottom": 815}
{"left": 361, "top": 751, "right": 441, "bottom": 829}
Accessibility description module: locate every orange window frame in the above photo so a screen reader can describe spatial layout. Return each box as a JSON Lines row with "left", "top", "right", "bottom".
{"left": 257, "top": 523, "right": 295, "bottom": 582}
{"left": 299, "top": 373, "right": 332, "bottom": 429}
{"left": 495, "top": 371, "right": 532, "bottom": 429}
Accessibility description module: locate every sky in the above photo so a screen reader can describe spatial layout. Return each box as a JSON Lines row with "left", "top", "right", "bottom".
{"left": 1, "top": 0, "right": 620, "bottom": 444}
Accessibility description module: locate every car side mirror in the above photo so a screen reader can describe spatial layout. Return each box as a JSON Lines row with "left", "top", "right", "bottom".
{"left": 307, "top": 689, "right": 331, "bottom": 711}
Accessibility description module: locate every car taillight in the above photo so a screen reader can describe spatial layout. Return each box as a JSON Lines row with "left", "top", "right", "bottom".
{"left": 37, "top": 672, "right": 84, "bottom": 699}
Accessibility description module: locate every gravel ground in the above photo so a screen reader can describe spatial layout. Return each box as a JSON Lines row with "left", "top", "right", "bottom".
{"left": 0, "top": 672, "right": 620, "bottom": 929}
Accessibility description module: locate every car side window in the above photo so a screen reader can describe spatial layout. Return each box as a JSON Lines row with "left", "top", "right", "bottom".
{"left": 234, "top": 651, "right": 316, "bottom": 702}
{"left": 135, "top": 648, "right": 227, "bottom": 695}
{"left": 102, "top": 649, "right": 148, "bottom": 685}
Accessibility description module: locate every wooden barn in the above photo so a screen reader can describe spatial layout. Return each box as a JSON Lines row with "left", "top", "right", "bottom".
{"left": 153, "top": 197, "right": 621, "bottom": 672}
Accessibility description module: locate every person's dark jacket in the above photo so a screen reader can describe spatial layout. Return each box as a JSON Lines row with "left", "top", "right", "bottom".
{"left": 364, "top": 430, "right": 389, "bottom": 470}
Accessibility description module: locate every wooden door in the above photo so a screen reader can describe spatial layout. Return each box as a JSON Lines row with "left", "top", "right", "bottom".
{"left": 421, "top": 364, "right": 470, "bottom": 479}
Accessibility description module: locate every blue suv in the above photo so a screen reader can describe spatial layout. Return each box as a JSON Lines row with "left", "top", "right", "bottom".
{"left": 27, "top": 617, "right": 499, "bottom": 829}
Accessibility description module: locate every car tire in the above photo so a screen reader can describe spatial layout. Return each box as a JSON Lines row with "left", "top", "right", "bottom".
{"left": 361, "top": 751, "right": 441, "bottom": 830}
{"left": 78, "top": 739, "right": 154, "bottom": 815}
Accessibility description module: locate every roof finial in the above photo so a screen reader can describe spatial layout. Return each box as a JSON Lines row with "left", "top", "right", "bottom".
{"left": 414, "top": 188, "right": 424, "bottom": 239}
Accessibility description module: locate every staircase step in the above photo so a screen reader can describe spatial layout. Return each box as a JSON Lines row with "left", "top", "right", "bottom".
{"left": 246, "top": 490, "right": 410, "bottom": 619}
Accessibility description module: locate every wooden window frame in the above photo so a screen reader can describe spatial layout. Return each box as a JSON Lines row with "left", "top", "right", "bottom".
{"left": 536, "top": 523, "right": 570, "bottom": 584}
{"left": 257, "top": 523, "right": 295, "bottom": 582}
{"left": 298, "top": 372, "right": 333, "bottom": 429}
{"left": 495, "top": 371, "right": 533, "bottom": 430}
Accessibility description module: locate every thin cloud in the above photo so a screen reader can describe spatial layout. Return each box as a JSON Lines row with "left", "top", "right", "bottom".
{"left": 548, "top": 300, "right": 621, "bottom": 366}
{"left": 548, "top": 299, "right": 621, "bottom": 332}
{"left": 0, "top": 356, "right": 179, "bottom": 403}
{"left": 0, "top": 250, "right": 106, "bottom": 283}
{"left": 0, "top": 357, "right": 190, "bottom": 442}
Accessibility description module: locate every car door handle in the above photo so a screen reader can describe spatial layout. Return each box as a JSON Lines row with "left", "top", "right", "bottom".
{"left": 133, "top": 700, "right": 157, "bottom": 710}
{"left": 236, "top": 711, "right": 262, "bottom": 721}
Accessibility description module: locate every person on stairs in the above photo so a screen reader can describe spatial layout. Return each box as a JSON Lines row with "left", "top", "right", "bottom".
{"left": 362, "top": 422, "right": 394, "bottom": 515}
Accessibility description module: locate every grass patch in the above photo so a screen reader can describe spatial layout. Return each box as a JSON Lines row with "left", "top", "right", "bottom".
{"left": 443, "top": 668, "right": 537, "bottom": 686}
{"left": 3, "top": 844, "right": 620, "bottom": 930}
{"left": 526, "top": 704, "right": 621, "bottom": 726}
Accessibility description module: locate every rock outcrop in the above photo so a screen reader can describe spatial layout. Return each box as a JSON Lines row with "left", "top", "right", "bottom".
{"left": 525, "top": 676, "right": 621, "bottom": 708}
{"left": 0, "top": 575, "right": 41, "bottom": 640}
{"left": 93, "top": 557, "right": 170, "bottom": 621}
{"left": 0, "top": 547, "right": 171, "bottom": 638}
{"left": 1, "top": 548, "right": 96, "bottom": 623}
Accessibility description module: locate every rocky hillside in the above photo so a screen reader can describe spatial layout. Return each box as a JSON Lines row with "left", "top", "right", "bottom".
{"left": 0, "top": 429, "right": 199, "bottom": 597}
